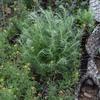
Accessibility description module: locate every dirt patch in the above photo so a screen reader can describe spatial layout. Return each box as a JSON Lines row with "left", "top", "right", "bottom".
{"left": 78, "top": 78, "right": 98, "bottom": 100}
{"left": 95, "top": 54, "right": 100, "bottom": 72}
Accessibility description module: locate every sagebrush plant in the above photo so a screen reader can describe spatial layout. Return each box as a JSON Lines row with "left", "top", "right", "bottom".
{"left": 18, "top": 9, "right": 93, "bottom": 99}
{"left": 0, "top": 7, "right": 94, "bottom": 100}
{"left": 20, "top": 9, "right": 80, "bottom": 77}
{"left": 0, "top": 63, "right": 37, "bottom": 100}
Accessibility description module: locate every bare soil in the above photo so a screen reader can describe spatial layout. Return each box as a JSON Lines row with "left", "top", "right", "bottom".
{"left": 78, "top": 79, "right": 98, "bottom": 100}
{"left": 95, "top": 54, "right": 100, "bottom": 72}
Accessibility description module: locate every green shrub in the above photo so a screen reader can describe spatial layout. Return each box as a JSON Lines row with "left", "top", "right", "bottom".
{"left": 18, "top": 9, "right": 93, "bottom": 99}
{"left": 0, "top": 31, "right": 37, "bottom": 100}
{"left": 20, "top": 9, "right": 80, "bottom": 78}
{"left": 0, "top": 7, "right": 94, "bottom": 99}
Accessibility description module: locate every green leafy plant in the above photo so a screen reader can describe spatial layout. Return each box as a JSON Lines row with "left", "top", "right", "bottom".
{"left": 16, "top": 9, "right": 93, "bottom": 99}
{"left": 0, "top": 6, "right": 94, "bottom": 99}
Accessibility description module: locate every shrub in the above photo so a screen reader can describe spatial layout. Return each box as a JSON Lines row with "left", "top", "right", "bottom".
{"left": 20, "top": 9, "right": 80, "bottom": 78}
{"left": 18, "top": 9, "right": 93, "bottom": 98}
{"left": 0, "top": 8, "right": 94, "bottom": 99}
{"left": 0, "top": 31, "right": 37, "bottom": 100}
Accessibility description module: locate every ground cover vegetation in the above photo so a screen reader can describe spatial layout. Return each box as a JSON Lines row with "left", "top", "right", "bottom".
{"left": 0, "top": 0, "right": 94, "bottom": 100}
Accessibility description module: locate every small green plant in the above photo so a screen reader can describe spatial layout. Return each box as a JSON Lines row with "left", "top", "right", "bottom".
{"left": 0, "top": 31, "right": 37, "bottom": 100}
{"left": 0, "top": 62, "right": 37, "bottom": 100}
